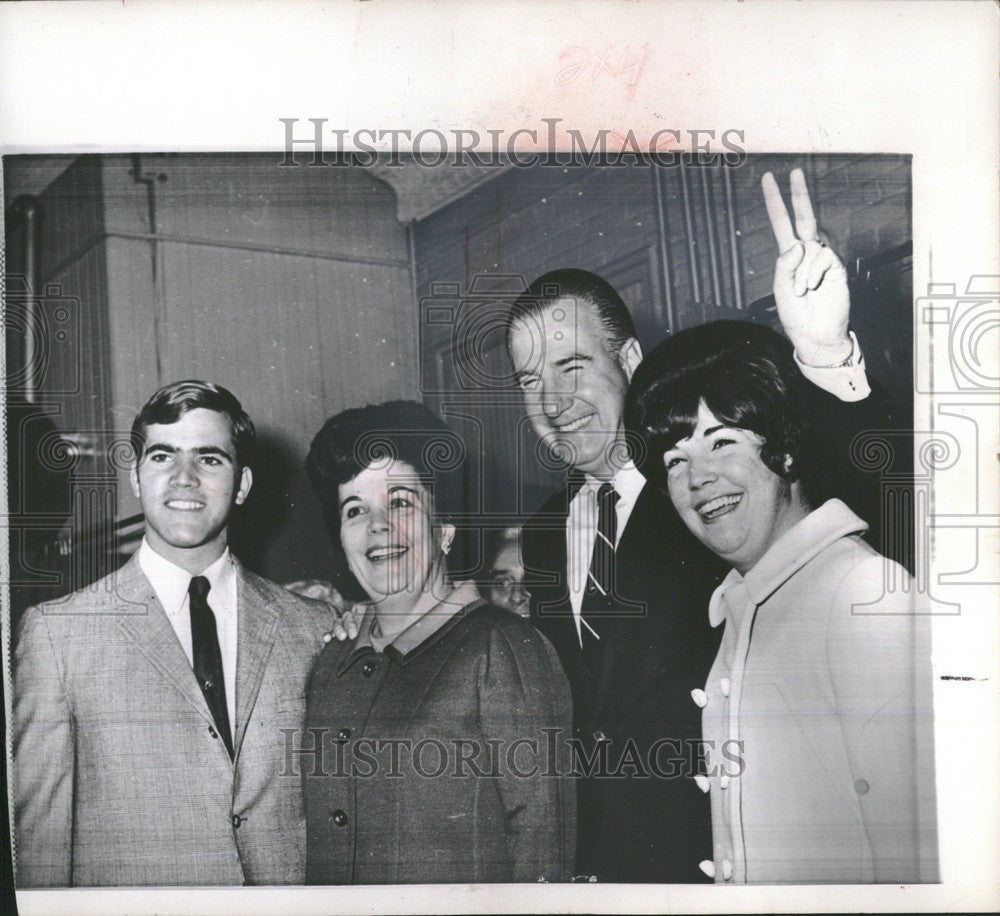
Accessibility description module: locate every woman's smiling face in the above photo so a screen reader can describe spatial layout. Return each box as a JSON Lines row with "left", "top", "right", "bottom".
{"left": 338, "top": 460, "right": 448, "bottom": 602}
{"left": 663, "top": 400, "right": 806, "bottom": 574}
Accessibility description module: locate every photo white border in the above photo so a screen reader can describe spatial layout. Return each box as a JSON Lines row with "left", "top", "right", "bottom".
{"left": 2, "top": 1, "right": 997, "bottom": 913}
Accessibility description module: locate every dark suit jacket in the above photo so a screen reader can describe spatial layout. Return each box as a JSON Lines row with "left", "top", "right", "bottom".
{"left": 524, "top": 481, "right": 725, "bottom": 883}
{"left": 522, "top": 379, "right": 897, "bottom": 883}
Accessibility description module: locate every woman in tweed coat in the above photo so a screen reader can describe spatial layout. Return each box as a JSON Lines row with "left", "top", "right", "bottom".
{"left": 301, "top": 401, "right": 574, "bottom": 884}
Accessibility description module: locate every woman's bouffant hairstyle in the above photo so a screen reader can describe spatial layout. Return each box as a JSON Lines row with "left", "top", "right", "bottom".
{"left": 306, "top": 400, "right": 466, "bottom": 548}
{"left": 623, "top": 320, "right": 819, "bottom": 505}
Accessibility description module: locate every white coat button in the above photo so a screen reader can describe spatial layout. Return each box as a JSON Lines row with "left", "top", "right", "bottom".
{"left": 693, "top": 774, "right": 710, "bottom": 793}
{"left": 691, "top": 688, "right": 708, "bottom": 708}
{"left": 698, "top": 859, "right": 716, "bottom": 879}
{"left": 720, "top": 677, "right": 731, "bottom": 697}
{"left": 719, "top": 774, "right": 731, "bottom": 789}
{"left": 722, "top": 858, "right": 733, "bottom": 880}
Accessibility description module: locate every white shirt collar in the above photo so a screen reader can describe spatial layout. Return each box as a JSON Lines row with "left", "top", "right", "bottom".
{"left": 610, "top": 460, "right": 646, "bottom": 508}
{"left": 137, "top": 539, "right": 234, "bottom": 618}
{"left": 577, "top": 460, "right": 646, "bottom": 505}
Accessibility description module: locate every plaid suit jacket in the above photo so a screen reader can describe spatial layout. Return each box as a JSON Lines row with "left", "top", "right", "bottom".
{"left": 13, "top": 554, "right": 333, "bottom": 887}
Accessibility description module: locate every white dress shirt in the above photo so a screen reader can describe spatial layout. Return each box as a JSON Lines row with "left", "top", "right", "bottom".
{"left": 566, "top": 461, "right": 647, "bottom": 646}
{"left": 137, "top": 539, "right": 238, "bottom": 736}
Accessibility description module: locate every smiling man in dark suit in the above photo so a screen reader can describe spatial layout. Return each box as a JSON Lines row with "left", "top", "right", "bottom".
{"left": 13, "top": 380, "right": 332, "bottom": 887}
{"left": 506, "top": 169, "right": 889, "bottom": 882}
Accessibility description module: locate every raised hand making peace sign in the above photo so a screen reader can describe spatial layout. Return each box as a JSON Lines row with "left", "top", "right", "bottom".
{"left": 763, "top": 168, "right": 854, "bottom": 367}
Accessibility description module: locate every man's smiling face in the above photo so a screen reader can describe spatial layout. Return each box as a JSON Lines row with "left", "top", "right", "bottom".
{"left": 131, "top": 407, "right": 252, "bottom": 573}
{"left": 509, "top": 297, "right": 637, "bottom": 480}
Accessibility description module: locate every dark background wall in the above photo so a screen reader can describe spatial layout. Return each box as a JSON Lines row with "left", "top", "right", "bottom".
{"left": 412, "top": 154, "right": 912, "bottom": 576}
{"left": 5, "top": 152, "right": 911, "bottom": 602}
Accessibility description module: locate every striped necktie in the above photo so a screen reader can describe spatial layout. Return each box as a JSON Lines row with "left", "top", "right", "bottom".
{"left": 579, "top": 482, "right": 619, "bottom": 672}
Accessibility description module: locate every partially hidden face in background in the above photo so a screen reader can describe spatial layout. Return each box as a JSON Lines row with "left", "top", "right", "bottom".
{"left": 489, "top": 541, "right": 530, "bottom": 618}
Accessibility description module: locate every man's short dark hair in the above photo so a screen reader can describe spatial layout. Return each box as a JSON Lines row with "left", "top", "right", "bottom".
{"left": 624, "top": 320, "right": 819, "bottom": 505}
{"left": 131, "top": 380, "right": 256, "bottom": 470}
{"left": 505, "top": 268, "right": 637, "bottom": 356}
{"left": 306, "top": 400, "right": 466, "bottom": 548}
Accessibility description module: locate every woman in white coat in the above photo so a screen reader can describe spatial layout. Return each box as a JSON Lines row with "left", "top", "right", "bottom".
{"left": 624, "top": 318, "right": 935, "bottom": 884}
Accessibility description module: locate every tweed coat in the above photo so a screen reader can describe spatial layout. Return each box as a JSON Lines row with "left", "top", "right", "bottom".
{"left": 13, "top": 553, "right": 333, "bottom": 887}
{"left": 303, "top": 584, "right": 576, "bottom": 884}
{"left": 700, "top": 500, "right": 935, "bottom": 884}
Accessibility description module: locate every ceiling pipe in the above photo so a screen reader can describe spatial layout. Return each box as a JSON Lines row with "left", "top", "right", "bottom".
{"left": 12, "top": 195, "right": 41, "bottom": 403}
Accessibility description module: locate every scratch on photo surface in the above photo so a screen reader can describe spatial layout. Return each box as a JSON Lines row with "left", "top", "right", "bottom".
{"left": 862, "top": 692, "right": 906, "bottom": 731}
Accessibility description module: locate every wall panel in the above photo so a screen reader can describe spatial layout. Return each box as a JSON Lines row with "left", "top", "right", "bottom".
{"left": 412, "top": 156, "right": 912, "bottom": 531}
{"left": 13, "top": 153, "right": 416, "bottom": 584}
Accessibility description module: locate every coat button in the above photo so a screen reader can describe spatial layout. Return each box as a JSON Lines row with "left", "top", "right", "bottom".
{"left": 721, "top": 858, "right": 733, "bottom": 880}
{"left": 593, "top": 730, "right": 607, "bottom": 742}
{"left": 698, "top": 859, "right": 716, "bottom": 879}
{"left": 691, "top": 688, "right": 708, "bottom": 708}
{"left": 337, "top": 727, "right": 352, "bottom": 743}
{"left": 332, "top": 809, "right": 348, "bottom": 827}
{"left": 720, "top": 677, "right": 731, "bottom": 697}
{"left": 362, "top": 660, "right": 377, "bottom": 677}
{"left": 231, "top": 814, "right": 243, "bottom": 829}
{"left": 719, "top": 774, "right": 731, "bottom": 790}
{"left": 208, "top": 725, "right": 218, "bottom": 739}
{"left": 854, "top": 778, "right": 870, "bottom": 795}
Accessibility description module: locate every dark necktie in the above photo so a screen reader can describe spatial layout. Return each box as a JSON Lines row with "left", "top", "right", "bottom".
{"left": 579, "top": 483, "right": 619, "bottom": 674}
{"left": 188, "top": 575, "right": 234, "bottom": 758}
